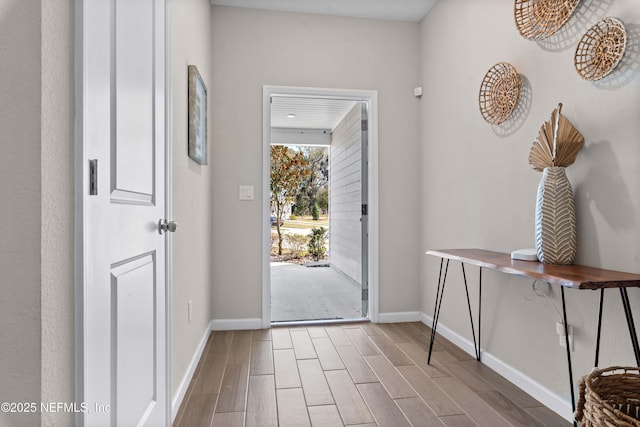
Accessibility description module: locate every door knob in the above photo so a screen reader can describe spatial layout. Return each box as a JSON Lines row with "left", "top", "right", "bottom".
{"left": 159, "top": 219, "right": 178, "bottom": 234}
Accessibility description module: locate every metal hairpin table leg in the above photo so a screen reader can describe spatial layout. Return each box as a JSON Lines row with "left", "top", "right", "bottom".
{"left": 428, "top": 258, "right": 444, "bottom": 363}
{"left": 594, "top": 289, "right": 604, "bottom": 367}
{"left": 461, "top": 263, "right": 480, "bottom": 361}
{"left": 620, "top": 288, "right": 640, "bottom": 365}
{"left": 560, "top": 287, "right": 577, "bottom": 427}
{"left": 428, "top": 258, "right": 449, "bottom": 364}
{"left": 478, "top": 267, "right": 482, "bottom": 362}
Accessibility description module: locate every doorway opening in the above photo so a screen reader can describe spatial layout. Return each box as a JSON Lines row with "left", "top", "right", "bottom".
{"left": 270, "top": 142, "right": 358, "bottom": 323}
{"left": 262, "top": 86, "right": 379, "bottom": 327}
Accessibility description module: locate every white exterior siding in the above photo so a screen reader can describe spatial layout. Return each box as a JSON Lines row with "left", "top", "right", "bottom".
{"left": 329, "top": 103, "right": 362, "bottom": 284}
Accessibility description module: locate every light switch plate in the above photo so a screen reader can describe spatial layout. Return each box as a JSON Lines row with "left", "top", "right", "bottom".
{"left": 239, "top": 185, "right": 254, "bottom": 201}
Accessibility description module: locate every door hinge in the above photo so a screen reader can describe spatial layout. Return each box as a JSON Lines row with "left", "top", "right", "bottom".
{"left": 89, "top": 159, "right": 98, "bottom": 195}
{"left": 362, "top": 288, "right": 368, "bottom": 301}
{"left": 361, "top": 119, "right": 368, "bottom": 131}
{"left": 361, "top": 204, "right": 368, "bottom": 216}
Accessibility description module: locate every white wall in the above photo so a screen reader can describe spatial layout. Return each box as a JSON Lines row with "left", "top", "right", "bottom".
{"left": 0, "top": 3, "right": 75, "bottom": 427}
{"left": 330, "top": 103, "right": 363, "bottom": 284}
{"left": 41, "top": 1, "right": 75, "bottom": 426}
{"left": 0, "top": 1, "right": 42, "bottom": 426}
{"left": 419, "top": 0, "right": 640, "bottom": 414}
{"left": 170, "top": 0, "right": 214, "bottom": 401}
{"left": 210, "top": 6, "right": 422, "bottom": 321}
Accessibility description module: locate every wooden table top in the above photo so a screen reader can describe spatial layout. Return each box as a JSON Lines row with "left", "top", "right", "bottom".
{"left": 426, "top": 249, "right": 640, "bottom": 290}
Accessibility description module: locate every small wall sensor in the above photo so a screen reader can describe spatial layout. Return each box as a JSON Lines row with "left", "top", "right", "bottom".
{"left": 414, "top": 87, "right": 423, "bottom": 98}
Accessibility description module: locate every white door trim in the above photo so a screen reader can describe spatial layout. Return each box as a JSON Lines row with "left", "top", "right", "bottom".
{"left": 164, "top": 0, "right": 173, "bottom": 423}
{"left": 261, "top": 86, "right": 380, "bottom": 328}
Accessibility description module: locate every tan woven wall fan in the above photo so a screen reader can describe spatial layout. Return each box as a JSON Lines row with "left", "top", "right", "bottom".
{"left": 575, "top": 17, "right": 627, "bottom": 81}
{"left": 478, "top": 62, "right": 522, "bottom": 125}
{"left": 514, "top": 0, "right": 581, "bottom": 40}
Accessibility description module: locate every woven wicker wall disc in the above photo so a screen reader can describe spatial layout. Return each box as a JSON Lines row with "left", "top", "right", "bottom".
{"left": 575, "top": 17, "right": 627, "bottom": 81}
{"left": 514, "top": 0, "right": 581, "bottom": 40}
{"left": 478, "top": 62, "right": 522, "bottom": 125}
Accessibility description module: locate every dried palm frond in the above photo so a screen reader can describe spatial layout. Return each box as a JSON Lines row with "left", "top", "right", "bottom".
{"left": 529, "top": 103, "right": 584, "bottom": 171}
{"left": 529, "top": 132, "right": 554, "bottom": 171}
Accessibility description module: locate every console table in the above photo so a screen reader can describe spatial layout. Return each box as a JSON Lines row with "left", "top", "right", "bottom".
{"left": 426, "top": 249, "right": 640, "bottom": 425}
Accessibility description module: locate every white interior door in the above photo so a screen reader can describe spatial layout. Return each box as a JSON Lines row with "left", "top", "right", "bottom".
{"left": 78, "top": 1, "right": 168, "bottom": 426}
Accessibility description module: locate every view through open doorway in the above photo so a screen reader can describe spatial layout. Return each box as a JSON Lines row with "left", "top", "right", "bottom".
{"left": 269, "top": 94, "right": 369, "bottom": 324}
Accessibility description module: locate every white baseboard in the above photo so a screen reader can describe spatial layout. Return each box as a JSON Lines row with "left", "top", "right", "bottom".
{"left": 210, "top": 318, "right": 263, "bottom": 331}
{"left": 171, "top": 322, "right": 212, "bottom": 422}
{"left": 377, "top": 311, "right": 422, "bottom": 323}
{"left": 480, "top": 351, "right": 573, "bottom": 422}
{"left": 421, "top": 312, "right": 574, "bottom": 422}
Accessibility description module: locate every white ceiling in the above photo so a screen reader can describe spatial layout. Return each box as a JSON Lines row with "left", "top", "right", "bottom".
{"left": 271, "top": 97, "right": 358, "bottom": 130}
{"left": 210, "top": 0, "right": 438, "bottom": 22}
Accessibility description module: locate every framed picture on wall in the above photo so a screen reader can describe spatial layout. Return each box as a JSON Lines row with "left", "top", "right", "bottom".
{"left": 188, "top": 65, "right": 207, "bottom": 165}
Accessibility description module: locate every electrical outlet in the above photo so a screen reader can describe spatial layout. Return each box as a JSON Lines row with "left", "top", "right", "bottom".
{"left": 556, "top": 321, "right": 574, "bottom": 351}
{"left": 188, "top": 300, "right": 193, "bottom": 324}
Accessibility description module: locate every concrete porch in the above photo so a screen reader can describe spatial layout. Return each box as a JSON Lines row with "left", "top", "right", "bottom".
{"left": 271, "top": 262, "right": 362, "bottom": 323}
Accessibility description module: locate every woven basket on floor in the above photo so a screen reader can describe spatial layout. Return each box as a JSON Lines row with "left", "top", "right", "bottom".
{"left": 575, "top": 366, "right": 640, "bottom": 427}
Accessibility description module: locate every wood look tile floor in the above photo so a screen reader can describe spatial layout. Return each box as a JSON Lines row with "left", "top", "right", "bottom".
{"left": 173, "top": 322, "right": 571, "bottom": 427}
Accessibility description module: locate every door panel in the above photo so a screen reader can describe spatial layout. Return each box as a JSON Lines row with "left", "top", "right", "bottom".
{"left": 111, "top": 253, "right": 157, "bottom": 426}
{"left": 328, "top": 103, "right": 363, "bottom": 286}
{"left": 112, "top": 0, "right": 155, "bottom": 203}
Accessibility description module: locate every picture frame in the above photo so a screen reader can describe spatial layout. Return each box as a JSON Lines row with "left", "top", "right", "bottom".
{"left": 188, "top": 65, "right": 207, "bottom": 165}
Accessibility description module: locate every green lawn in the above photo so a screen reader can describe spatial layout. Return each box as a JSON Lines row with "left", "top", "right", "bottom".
{"left": 283, "top": 216, "right": 328, "bottom": 229}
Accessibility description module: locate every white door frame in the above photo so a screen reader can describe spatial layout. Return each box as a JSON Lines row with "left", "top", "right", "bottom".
{"left": 74, "top": 0, "right": 173, "bottom": 424}
{"left": 164, "top": 0, "right": 174, "bottom": 422}
{"left": 262, "top": 85, "right": 379, "bottom": 328}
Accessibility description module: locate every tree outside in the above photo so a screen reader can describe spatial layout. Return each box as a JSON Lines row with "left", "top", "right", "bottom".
{"left": 316, "top": 187, "right": 328, "bottom": 214}
{"left": 293, "top": 147, "right": 329, "bottom": 216}
{"left": 270, "top": 145, "right": 311, "bottom": 255}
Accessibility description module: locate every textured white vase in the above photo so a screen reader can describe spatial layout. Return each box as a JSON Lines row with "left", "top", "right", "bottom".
{"left": 535, "top": 166, "right": 577, "bottom": 264}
